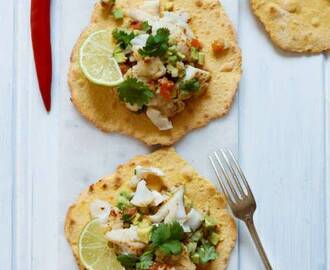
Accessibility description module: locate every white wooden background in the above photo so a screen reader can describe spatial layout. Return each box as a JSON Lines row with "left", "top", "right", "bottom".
{"left": 1, "top": 0, "right": 329, "bottom": 269}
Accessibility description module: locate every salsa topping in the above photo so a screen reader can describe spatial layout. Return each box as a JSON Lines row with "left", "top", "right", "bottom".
{"left": 87, "top": 165, "right": 222, "bottom": 269}
{"left": 95, "top": 0, "right": 212, "bottom": 130}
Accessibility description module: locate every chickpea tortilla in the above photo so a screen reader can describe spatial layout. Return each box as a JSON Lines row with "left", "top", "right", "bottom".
{"left": 68, "top": 0, "right": 241, "bottom": 145}
{"left": 65, "top": 148, "right": 237, "bottom": 270}
{"left": 251, "top": 0, "right": 330, "bottom": 53}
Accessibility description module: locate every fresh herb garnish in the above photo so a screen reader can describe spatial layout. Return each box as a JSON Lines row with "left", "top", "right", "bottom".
{"left": 151, "top": 222, "right": 184, "bottom": 255}
{"left": 139, "top": 28, "right": 170, "bottom": 57}
{"left": 158, "top": 239, "right": 182, "bottom": 255}
{"left": 112, "top": 29, "right": 136, "bottom": 49}
{"left": 117, "top": 254, "right": 139, "bottom": 267}
{"left": 117, "top": 251, "right": 154, "bottom": 269}
{"left": 117, "top": 78, "right": 154, "bottom": 107}
{"left": 136, "top": 251, "right": 154, "bottom": 269}
{"left": 179, "top": 78, "right": 200, "bottom": 93}
{"left": 141, "top": 21, "right": 152, "bottom": 33}
{"left": 116, "top": 191, "right": 133, "bottom": 210}
{"left": 122, "top": 213, "right": 133, "bottom": 223}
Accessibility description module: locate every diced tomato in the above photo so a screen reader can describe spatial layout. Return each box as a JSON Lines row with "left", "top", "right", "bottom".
{"left": 212, "top": 40, "right": 225, "bottom": 54}
{"left": 119, "top": 63, "right": 129, "bottom": 74}
{"left": 130, "top": 20, "right": 142, "bottom": 30}
{"left": 191, "top": 38, "right": 202, "bottom": 49}
{"left": 159, "top": 78, "right": 175, "bottom": 100}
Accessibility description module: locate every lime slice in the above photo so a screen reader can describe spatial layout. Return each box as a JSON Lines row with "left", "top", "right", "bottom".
{"left": 79, "top": 219, "right": 123, "bottom": 270}
{"left": 80, "top": 30, "right": 124, "bottom": 86}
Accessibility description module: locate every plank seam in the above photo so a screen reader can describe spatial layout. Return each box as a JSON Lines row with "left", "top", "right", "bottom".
{"left": 11, "top": 0, "right": 18, "bottom": 269}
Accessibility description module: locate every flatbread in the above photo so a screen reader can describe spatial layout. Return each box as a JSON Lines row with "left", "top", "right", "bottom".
{"left": 65, "top": 148, "right": 237, "bottom": 270}
{"left": 251, "top": 0, "right": 330, "bottom": 53}
{"left": 68, "top": 0, "right": 242, "bottom": 145}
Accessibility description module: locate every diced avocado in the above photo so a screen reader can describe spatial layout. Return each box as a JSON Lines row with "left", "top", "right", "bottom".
{"left": 198, "top": 52, "right": 205, "bottom": 65}
{"left": 119, "top": 190, "right": 133, "bottom": 200}
{"left": 168, "top": 55, "right": 178, "bottom": 65}
{"left": 177, "top": 52, "right": 185, "bottom": 61}
{"left": 137, "top": 225, "right": 152, "bottom": 244}
{"left": 204, "top": 215, "right": 217, "bottom": 228}
{"left": 167, "top": 64, "right": 179, "bottom": 78}
{"left": 114, "top": 52, "right": 127, "bottom": 63}
{"left": 191, "top": 253, "right": 200, "bottom": 264}
{"left": 112, "top": 8, "right": 124, "bottom": 20}
{"left": 210, "top": 232, "right": 221, "bottom": 246}
{"left": 116, "top": 196, "right": 131, "bottom": 210}
{"left": 113, "top": 47, "right": 127, "bottom": 64}
{"left": 132, "top": 213, "right": 142, "bottom": 225}
{"left": 190, "top": 48, "right": 199, "bottom": 61}
{"left": 187, "top": 242, "right": 197, "bottom": 255}
{"left": 190, "top": 230, "right": 203, "bottom": 242}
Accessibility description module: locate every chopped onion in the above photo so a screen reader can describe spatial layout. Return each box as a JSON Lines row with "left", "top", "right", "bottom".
{"left": 89, "top": 199, "right": 112, "bottom": 223}
{"left": 146, "top": 108, "right": 173, "bottom": 131}
{"left": 130, "top": 180, "right": 155, "bottom": 207}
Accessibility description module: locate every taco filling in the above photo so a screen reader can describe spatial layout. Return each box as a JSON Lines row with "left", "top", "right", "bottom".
{"left": 96, "top": 0, "right": 211, "bottom": 130}
{"left": 85, "top": 165, "right": 221, "bottom": 269}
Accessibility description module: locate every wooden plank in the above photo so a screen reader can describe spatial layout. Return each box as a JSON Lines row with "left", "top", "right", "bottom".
{"left": 12, "top": 0, "right": 60, "bottom": 270}
{"left": 238, "top": 1, "right": 326, "bottom": 269}
{"left": 0, "top": 1, "right": 15, "bottom": 269}
{"left": 13, "top": 1, "right": 34, "bottom": 269}
{"left": 178, "top": 1, "right": 240, "bottom": 269}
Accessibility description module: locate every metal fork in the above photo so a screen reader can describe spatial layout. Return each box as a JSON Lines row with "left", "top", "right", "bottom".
{"left": 209, "top": 149, "right": 273, "bottom": 270}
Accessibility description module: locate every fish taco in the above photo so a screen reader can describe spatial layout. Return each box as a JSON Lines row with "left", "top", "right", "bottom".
{"left": 65, "top": 148, "right": 237, "bottom": 270}
{"left": 68, "top": 0, "right": 241, "bottom": 145}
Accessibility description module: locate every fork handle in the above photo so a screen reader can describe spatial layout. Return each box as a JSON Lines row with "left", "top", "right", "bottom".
{"left": 244, "top": 216, "right": 273, "bottom": 270}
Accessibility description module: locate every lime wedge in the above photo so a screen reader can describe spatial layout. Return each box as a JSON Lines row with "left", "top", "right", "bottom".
{"left": 79, "top": 30, "right": 124, "bottom": 86}
{"left": 79, "top": 219, "right": 123, "bottom": 270}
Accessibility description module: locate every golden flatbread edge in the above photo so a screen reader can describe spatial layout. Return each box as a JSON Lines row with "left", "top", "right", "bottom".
{"left": 68, "top": 0, "right": 242, "bottom": 146}
{"left": 250, "top": 0, "right": 330, "bottom": 53}
{"left": 64, "top": 148, "right": 237, "bottom": 270}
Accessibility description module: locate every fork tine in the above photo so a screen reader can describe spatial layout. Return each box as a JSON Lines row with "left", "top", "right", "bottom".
{"left": 209, "top": 155, "right": 232, "bottom": 203}
{"left": 214, "top": 152, "right": 240, "bottom": 202}
{"left": 227, "top": 150, "right": 254, "bottom": 198}
{"left": 220, "top": 149, "right": 245, "bottom": 196}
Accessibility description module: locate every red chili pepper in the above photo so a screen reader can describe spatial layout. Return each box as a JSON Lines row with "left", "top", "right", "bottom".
{"left": 130, "top": 20, "right": 142, "bottom": 30}
{"left": 31, "top": 0, "right": 52, "bottom": 112}
{"left": 191, "top": 39, "right": 202, "bottom": 49}
{"left": 159, "top": 78, "right": 175, "bottom": 100}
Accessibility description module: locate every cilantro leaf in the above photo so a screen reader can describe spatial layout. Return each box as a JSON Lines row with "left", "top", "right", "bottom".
{"left": 117, "top": 78, "right": 154, "bottom": 107}
{"left": 139, "top": 28, "right": 170, "bottom": 57}
{"left": 117, "top": 254, "right": 139, "bottom": 267}
{"left": 169, "top": 221, "right": 184, "bottom": 240}
{"left": 159, "top": 240, "right": 182, "bottom": 255}
{"left": 151, "top": 222, "right": 184, "bottom": 255}
{"left": 112, "top": 29, "right": 136, "bottom": 49}
{"left": 136, "top": 251, "right": 154, "bottom": 270}
{"left": 122, "top": 213, "right": 133, "bottom": 223}
{"left": 179, "top": 78, "right": 200, "bottom": 93}
{"left": 151, "top": 223, "right": 171, "bottom": 246}
{"left": 197, "top": 242, "right": 218, "bottom": 264}
{"left": 141, "top": 21, "right": 152, "bottom": 33}
{"left": 118, "top": 252, "right": 153, "bottom": 269}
